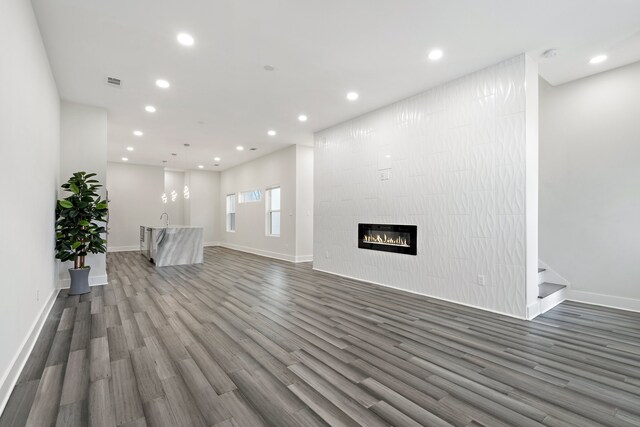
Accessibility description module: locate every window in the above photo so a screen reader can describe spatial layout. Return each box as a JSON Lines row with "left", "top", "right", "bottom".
{"left": 266, "top": 187, "right": 280, "bottom": 236}
{"left": 226, "top": 194, "right": 236, "bottom": 232}
{"left": 239, "top": 189, "right": 262, "bottom": 203}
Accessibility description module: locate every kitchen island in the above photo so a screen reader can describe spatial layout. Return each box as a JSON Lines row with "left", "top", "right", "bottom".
{"left": 140, "top": 225, "right": 203, "bottom": 267}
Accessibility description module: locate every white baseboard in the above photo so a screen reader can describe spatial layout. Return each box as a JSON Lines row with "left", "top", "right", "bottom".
{"left": 107, "top": 245, "right": 139, "bottom": 252}
{"left": 312, "top": 267, "right": 528, "bottom": 320}
{"left": 527, "top": 288, "right": 567, "bottom": 320}
{"left": 568, "top": 290, "right": 640, "bottom": 313}
{"left": 295, "top": 255, "right": 313, "bottom": 263}
{"left": 0, "top": 288, "right": 58, "bottom": 415}
{"left": 204, "top": 241, "right": 221, "bottom": 247}
{"left": 58, "top": 274, "right": 108, "bottom": 289}
{"left": 526, "top": 302, "right": 541, "bottom": 320}
{"left": 218, "top": 242, "right": 311, "bottom": 264}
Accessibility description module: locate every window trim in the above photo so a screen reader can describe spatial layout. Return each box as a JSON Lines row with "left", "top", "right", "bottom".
{"left": 226, "top": 193, "right": 236, "bottom": 232}
{"left": 265, "top": 186, "right": 280, "bottom": 237}
{"left": 238, "top": 189, "right": 262, "bottom": 204}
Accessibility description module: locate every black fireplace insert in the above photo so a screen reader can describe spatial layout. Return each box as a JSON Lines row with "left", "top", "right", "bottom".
{"left": 358, "top": 223, "right": 417, "bottom": 255}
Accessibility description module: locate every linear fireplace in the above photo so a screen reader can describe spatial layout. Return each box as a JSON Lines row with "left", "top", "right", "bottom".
{"left": 358, "top": 223, "right": 417, "bottom": 255}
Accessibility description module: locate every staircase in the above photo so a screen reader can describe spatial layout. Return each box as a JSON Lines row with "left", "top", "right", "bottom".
{"left": 536, "top": 266, "right": 567, "bottom": 314}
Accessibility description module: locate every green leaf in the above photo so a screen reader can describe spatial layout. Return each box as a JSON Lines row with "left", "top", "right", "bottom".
{"left": 71, "top": 241, "right": 82, "bottom": 249}
{"left": 70, "top": 182, "right": 80, "bottom": 194}
{"left": 58, "top": 200, "right": 73, "bottom": 209}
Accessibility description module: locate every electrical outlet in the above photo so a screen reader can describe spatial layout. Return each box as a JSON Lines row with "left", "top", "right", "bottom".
{"left": 379, "top": 169, "right": 391, "bottom": 181}
{"left": 477, "top": 274, "right": 485, "bottom": 286}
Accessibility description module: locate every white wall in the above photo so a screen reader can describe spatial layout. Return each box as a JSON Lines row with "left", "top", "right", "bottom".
{"left": 106, "top": 164, "right": 221, "bottom": 250}
{"left": 106, "top": 162, "right": 165, "bottom": 251}
{"left": 296, "top": 145, "right": 314, "bottom": 260}
{"left": 186, "top": 170, "right": 220, "bottom": 245}
{"left": 314, "top": 55, "right": 538, "bottom": 318}
{"left": 220, "top": 145, "right": 311, "bottom": 262}
{"left": 59, "top": 101, "right": 107, "bottom": 286}
{"left": 0, "top": 0, "right": 60, "bottom": 412}
{"left": 540, "top": 61, "right": 640, "bottom": 311}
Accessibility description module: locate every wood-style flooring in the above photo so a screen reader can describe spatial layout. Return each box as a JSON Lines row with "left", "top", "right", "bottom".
{"left": 2, "top": 247, "right": 640, "bottom": 426}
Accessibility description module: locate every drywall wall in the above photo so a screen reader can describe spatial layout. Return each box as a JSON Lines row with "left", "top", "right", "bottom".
{"left": 59, "top": 101, "right": 108, "bottom": 286}
{"left": 219, "top": 145, "right": 301, "bottom": 261}
{"left": 186, "top": 170, "right": 221, "bottom": 245}
{"left": 106, "top": 164, "right": 221, "bottom": 250}
{"left": 314, "top": 55, "right": 537, "bottom": 318}
{"left": 539, "top": 61, "right": 640, "bottom": 311}
{"left": 0, "top": 0, "right": 60, "bottom": 413}
{"left": 106, "top": 162, "right": 165, "bottom": 251}
{"left": 296, "top": 145, "right": 314, "bottom": 260}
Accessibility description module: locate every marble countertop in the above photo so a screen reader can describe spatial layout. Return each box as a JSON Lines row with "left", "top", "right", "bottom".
{"left": 142, "top": 225, "right": 203, "bottom": 229}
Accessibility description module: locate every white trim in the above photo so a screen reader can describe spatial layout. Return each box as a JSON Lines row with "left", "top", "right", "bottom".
{"left": 0, "top": 288, "right": 58, "bottom": 414}
{"left": 312, "top": 267, "right": 528, "bottom": 320}
{"left": 295, "top": 255, "right": 313, "bottom": 263}
{"left": 218, "top": 242, "right": 304, "bottom": 263}
{"left": 526, "top": 302, "right": 541, "bottom": 320}
{"left": 107, "top": 245, "right": 140, "bottom": 252}
{"left": 58, "top": 274, "right": 108, "bottom": 289}
{"left": 527, "top": 287, "right": 567, "bottom": 320}
{"left": 204, "top": 241, "right": 221, "bottom": 247}
{"left": 568, "top": 290, "right": 640, "bottom": 313}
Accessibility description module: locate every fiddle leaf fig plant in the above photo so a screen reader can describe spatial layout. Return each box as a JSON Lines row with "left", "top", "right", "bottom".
{"left": 55, "top": 172, "right": 108, "bottom": 269}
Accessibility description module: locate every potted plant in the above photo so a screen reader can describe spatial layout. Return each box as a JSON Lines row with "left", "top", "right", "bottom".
{"left": 55, "top": 172, "right": 108, "bottom": 295}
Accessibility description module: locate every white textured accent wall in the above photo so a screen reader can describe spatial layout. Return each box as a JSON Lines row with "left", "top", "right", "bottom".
{"left": 314, "top": 55, "right": 533, "bottom": 318}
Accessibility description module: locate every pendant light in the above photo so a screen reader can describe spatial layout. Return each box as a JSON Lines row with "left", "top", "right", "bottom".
{"left": 161, "top": 160, "right": 168, "bottom": 203}
{"left": 183, "top": 143, "right": 190, "bottom": 199}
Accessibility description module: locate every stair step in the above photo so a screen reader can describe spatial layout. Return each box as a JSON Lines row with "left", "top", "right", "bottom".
{"left": 538, "top": 282, "right": 566, "bottom": 299}
{"left": 538, "top": 268, "right": 546, "bottom": 273}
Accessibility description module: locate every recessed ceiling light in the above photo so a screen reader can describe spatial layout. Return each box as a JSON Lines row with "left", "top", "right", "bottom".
{"left": 122, "top": 157, "right": 129, "bottom": 161}
{"left": 198, "top": 165, "right": 204, "bottom": 169}
{"left": 156, "top": 79, "right": 170, "bottom": 89}
{"left": 177, "top": 33, "right": 194, "bottom": 46}
{"left": 263, "top": 65, "right": 275, "bottom": 71}
{"left": 250, "top": 148, "right": 257, "bottom": 151}
{"left": 236, "top": 146, "right": 244, "bottom": 151}
{"left": 133, "top": 130, "right": 143, "bottom": 136}
{"left": 346, "top": 92, "right": 359, "bottom": 101}
{"left": 145, "top": 105, "right": 156, "bottom": 113}
{"left": 298, "top": 114, "right": 308, "bottom": 122}
{"left": 126, "top": 146, "right": 134, "bottom": 151}
{"left": 589, "top": 54, "right": 607, "bottom": 64}
{"left": 214, "top": 157, "right": 221, "bottom": 161}
{"left": 428, "top": 49, "right": 444, "bottom": 61}
{"left": 267, "top": 130, "right": 276, "bottom": 136}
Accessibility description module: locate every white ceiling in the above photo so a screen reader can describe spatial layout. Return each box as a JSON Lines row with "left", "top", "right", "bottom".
{"left": 32, "top": 0, "right": 640, "bottom": 171}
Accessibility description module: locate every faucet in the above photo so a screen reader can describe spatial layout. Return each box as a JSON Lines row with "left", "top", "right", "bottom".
{"left": 160, "top": 212, "right": 169, "bottom": 227}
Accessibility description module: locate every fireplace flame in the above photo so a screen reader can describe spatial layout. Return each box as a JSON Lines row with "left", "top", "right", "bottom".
{"left": 363, "top": 233, "right": 409, "bottom": 247}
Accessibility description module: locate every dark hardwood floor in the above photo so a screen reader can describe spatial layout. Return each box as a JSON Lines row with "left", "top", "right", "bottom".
{"left": 2, "top": 247, "right": 640, "bottom": 426}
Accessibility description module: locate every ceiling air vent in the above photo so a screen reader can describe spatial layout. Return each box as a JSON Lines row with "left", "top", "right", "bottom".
{"left": 105, "top": 76, "right": 122, "bottom": 87}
